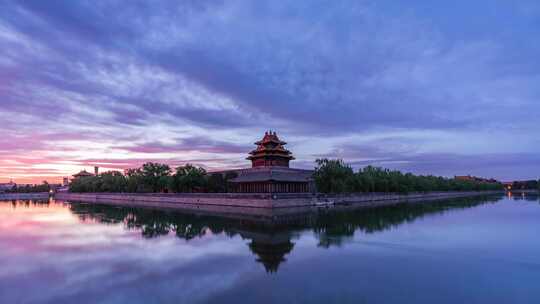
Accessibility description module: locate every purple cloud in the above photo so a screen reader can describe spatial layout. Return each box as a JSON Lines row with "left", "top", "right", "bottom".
{"left": 0, "top": 0, "right": 539, "bottom": 182}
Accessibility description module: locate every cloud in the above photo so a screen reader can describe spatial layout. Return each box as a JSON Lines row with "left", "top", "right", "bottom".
{"left": 321, "top": 140, "right": 540, "bottom": 181}
{"left": 0, "top": 0, "right": 539, "bottom": 182}
{"left": 118, "top": 136, "right": 250, "bottom": 155}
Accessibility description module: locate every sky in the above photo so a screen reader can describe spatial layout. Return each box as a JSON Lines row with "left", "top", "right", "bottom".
{"left": 1, "top": 0, "right": 539, "bottom": 184}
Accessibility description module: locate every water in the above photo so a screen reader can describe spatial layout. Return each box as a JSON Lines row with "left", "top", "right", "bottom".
{"left": 1, "top": 194, "right": 539, "bottom": 304}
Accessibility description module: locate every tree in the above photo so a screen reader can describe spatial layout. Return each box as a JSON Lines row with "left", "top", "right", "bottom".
{"left": 313, "top": 158, "right": 503, "bottom": 194}
{"left": 171, "top": 164, "right": 207, "bottom": 193}
{"left": 313, "top": 159, "right": 355, "bottom": 193}
{"left": 99, "top": 171, "right": 128, "bottom": 192}
{"left": 69, "top": 176, "right": 91, "bottom": 192}
{"left": 207, "top": 173, "right": 226, "bottom": 193}
{"left": 11, "top": 181, "right": 51, "bottom": 193}
{"left": 125, "top": 168, "right": 143, "bottom": 192}
{"left": 140, "top": 163, "right": 171, "bottom": 193}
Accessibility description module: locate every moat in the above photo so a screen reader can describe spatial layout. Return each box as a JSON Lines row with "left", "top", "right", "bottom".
{"left": 1, "top": 193, "right": 539, "bottom": 304}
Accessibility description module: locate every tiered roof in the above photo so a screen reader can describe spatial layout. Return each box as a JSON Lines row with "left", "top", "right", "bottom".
{"left": 72, "top": 170, "right": 94, "bottom": 178}
{"left": 247, "top": 131, "right": 295, "bottom": 167}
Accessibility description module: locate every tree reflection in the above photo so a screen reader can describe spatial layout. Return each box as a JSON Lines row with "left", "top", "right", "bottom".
{"left": 6, "top": 199, "right": 51, "bottom": 209}
{"left": 507, "top": 191, "right": 539, "bottom": 202}
{"left": 311, "top": 196, "right": 499, "bottom": 248}
{"left": 68, "top": 195, "right": 500, "bottom": 273}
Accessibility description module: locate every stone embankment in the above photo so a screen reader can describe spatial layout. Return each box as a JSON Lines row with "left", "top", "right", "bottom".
{"left": 0, "top": 193, "right": 50, "bottom": 200}
{"left": 56, "top": 191, "right": 503, "bottom": 211}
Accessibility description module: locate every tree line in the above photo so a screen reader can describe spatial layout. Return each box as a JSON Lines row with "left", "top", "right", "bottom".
{"left": 69, "top": 163, "right": 238, "bottom": 193}
{"left": 2, "top": 182, "right": 51, "bottom": 193}
{"left": 313, "top": 159, "right": 504, "bottom": 194}
{"left": 511, "top": 180, "right": 540, "bottom": 190}
{"left": 70, "top": 159, "right": 518, "bottom": 194}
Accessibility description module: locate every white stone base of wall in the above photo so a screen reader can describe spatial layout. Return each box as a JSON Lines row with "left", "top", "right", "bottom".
{"left": 55, "top": 191, "right": 503, "bottom": 219}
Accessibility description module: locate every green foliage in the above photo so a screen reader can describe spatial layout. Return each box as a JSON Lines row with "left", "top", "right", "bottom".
{"left": 70, "top": 171, "right": 127, "bottom": 193}
{"left": 69, "top": 159, "right": 506, "bottom": 194}
{"left": 170, "top": 164, "right": 207, "bottom": 193}
{"left": 314, "top": 158, "right": 503, "bottom": 194}
{"left": 313, "top": 159, "right": 355, "bottom": 193}
{"left": 140, "top": 162, "right": 172, "bottom": 193}
{"left": 207, "top": 173, "right": 226, "bottom": 193}
{"left": 125, "top": 168, "right": 144, "bottom": 193}
{"left": 206, "top": 171, "right": 238, "bottom": 193}
{"left": 7, "top": 181, "right": 51, "bottom": 193}
{"left": 98, "top": 171, "right": 128, "bottom": 192}
{"left": 68, "top": 176, "right": 92, "bottom": 193}
{"left": 70, "top": 164, "right": 171, "bottom": 193}
{"left": 512, "top": 180, "right": 539, "bottom": 190}
{"left": 68, "top": 163, "right": 239, "bottom": 193}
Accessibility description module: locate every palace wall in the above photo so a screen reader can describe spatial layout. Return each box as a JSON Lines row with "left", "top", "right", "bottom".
{"left": 55, "top": 191, "right": 504, "bottom": 219}
{"left": 0, "top": 193, "right": 50, "bottom": 200}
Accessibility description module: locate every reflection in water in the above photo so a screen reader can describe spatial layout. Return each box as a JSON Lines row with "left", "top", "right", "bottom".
{"left": 506, "top": 191, "right": 539, "bottom": 202}
{"left": 312, "top": 196, "right": 501, "bottom": 247}
{"left": 67, "top": 195, "right": 500, "bottom": 273}
{"left": 8, "top": 199, "right": 52, "bottom": 209}
{"left": 3, "top": 194, "right": 540, "bottom": 304}
{"left": 246, "top": 232, "right": 295, "bottom": 273}
{"left": 69, "top": 203, "right": 297, "bottom": 272}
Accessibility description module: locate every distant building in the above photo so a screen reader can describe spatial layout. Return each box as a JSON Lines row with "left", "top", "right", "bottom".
{"left": 225, "top": 131, "right": 314, "bottom": 193}
{"left": 71, "top": 166, "right": 100, "bottom": 180}
{"left": 72, "top": 170, "right": 95, "bottom": 180}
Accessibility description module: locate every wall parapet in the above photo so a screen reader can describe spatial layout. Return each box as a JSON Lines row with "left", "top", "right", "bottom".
{"left": 55, "top": 190, "right": 503, "bottom": 211}
{"left": 0, "top": 193, "right": 50, "bottom": 200}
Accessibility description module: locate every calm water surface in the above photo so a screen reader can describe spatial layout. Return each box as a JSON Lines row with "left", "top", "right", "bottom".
{"left": 1, "top": 194, "right": 539, "bottom": 304}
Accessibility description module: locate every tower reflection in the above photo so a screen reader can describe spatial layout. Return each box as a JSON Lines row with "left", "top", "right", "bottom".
{"left": 66, "top": 195, "right": 500, "bottom": 273}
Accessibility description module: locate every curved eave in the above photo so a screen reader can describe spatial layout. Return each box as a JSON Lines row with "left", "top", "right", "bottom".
{"left": 247, "top": 155, "right": 295, "bottom": 160}
{"left": 247, "top": 152, "right": 294, "bottom": 157}
{"left": 254, "top": 139, "right": 287, "bottom": 145}
{"left": 248, "top": 150, "right": 293, "bottom": 156}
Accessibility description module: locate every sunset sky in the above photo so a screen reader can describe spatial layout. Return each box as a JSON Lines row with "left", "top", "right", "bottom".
{"left": 1, "top": 1, "right": 539, "bottom": 184}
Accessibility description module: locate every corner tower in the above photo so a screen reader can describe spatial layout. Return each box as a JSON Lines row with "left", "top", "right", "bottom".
{"left": 227, "top": 131, "right": 314, "bottom": 193}
{"left": 247, "top": 131, "right": 295, "bottom": 168}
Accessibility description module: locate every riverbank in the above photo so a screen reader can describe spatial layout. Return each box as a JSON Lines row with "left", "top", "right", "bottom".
{"left": 55, "top": 191, "right": 503, "bottom": 219}
{"left": 0, "top": 193, "right": 50, "bottom": 200}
